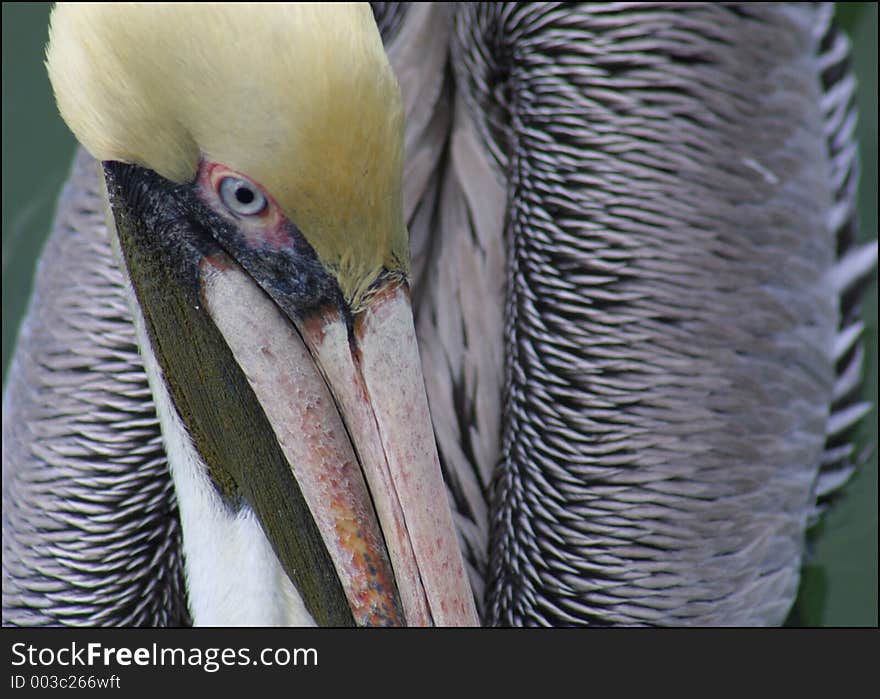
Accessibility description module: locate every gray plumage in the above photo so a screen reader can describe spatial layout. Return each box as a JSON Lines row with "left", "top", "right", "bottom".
{"left": 2, "top": 2, "right": 875, "bottom": 627}
{"left": 2, "top": 151, "right": 188, "bottom": 626}
{"left": 407, "top": 2, "right": 876, "bottom": 625}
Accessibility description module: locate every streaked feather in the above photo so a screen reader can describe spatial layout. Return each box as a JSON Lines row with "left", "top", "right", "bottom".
{"left": 413, "top": 2, "right": 875, "bottom": 625}
{"left": 2, "top": 150, "right": 188, "bottom": 626}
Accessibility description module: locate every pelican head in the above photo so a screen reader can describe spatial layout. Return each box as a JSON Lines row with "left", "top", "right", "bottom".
{"left": 46, "top": 2, "right": 477, "bottom": 626}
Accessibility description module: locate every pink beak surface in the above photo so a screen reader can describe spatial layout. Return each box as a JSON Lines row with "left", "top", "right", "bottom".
{"left": 202, "top": 257, "right": 478, "bottom": 626}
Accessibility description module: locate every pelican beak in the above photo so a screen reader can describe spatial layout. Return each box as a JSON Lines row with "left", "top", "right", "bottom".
{"left": 103, "top": 161, "right": 478, "bottom": 627}
{"left": 296, "top": 282, "right": 477, "bottom": 626}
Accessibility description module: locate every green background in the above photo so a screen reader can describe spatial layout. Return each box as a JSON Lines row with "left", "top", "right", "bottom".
{"left": 2, "top": 3, "right": 877, "bottom": 626}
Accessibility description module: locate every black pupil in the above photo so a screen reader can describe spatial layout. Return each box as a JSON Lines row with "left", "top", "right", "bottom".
{"left": 235, "top": 186, "right": 255, "bottom": 205}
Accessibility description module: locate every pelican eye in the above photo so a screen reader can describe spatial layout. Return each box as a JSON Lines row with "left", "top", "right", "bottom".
{"left": 218, "top": 176, "right": 267, "bottom": 216}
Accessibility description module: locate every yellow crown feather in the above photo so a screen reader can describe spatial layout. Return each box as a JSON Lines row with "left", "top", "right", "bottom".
{"left": 47, "top": 2, "right": 407, "bottom": 308}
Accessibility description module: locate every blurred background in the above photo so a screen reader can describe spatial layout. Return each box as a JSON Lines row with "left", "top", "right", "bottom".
{"left": 2, "top": 3, "right": 877, "bottom": 626}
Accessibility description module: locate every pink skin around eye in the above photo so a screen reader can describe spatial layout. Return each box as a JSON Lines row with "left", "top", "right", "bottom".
{"left": 196, "top": 160, "right": 296, "bottom": 251}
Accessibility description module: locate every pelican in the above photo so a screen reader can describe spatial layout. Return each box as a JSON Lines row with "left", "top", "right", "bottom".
{"left": 2, "top": 3, "right": 876, "bottom": 626}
